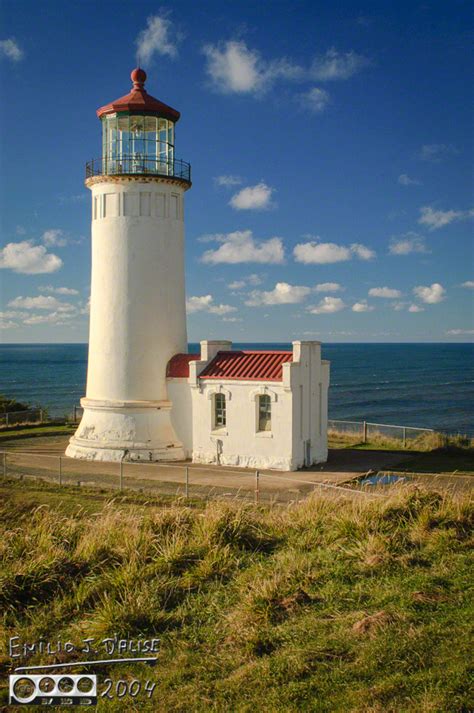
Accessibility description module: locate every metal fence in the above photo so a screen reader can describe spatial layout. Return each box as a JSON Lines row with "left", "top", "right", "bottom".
{"left": 0, "top": 450, "right": 381, "bottom": 504}
{"left": 328, "top": 419, "right": 434, "bottom": 447}
{"left": 0, "top": 409, "right": 45, "bottom": 427}
{"left": 85, "top": 156, "right": 191, "bottom": 183}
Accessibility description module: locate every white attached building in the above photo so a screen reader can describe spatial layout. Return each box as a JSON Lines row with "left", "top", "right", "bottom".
{"left": 168, "top": 340, "right": 329, "bottom": 471}
{"left": 67, "top": 68, "right": 330, "bottom": 471}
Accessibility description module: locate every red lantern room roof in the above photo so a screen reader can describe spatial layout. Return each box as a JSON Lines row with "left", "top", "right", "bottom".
{"left": 96, "top": 68, "right": 181, "bottom": 122}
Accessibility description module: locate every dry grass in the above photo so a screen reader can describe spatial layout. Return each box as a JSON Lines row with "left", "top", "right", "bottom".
{"left": 0, "top": 480, "right": 472, "bottom": 711}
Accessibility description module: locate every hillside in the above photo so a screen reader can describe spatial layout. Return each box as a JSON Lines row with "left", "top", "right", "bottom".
{"left": 0, "top": 480, "right": 472, "bottom": 712}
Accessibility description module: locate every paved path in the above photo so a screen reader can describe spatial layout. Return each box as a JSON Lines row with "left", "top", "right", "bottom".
{"left": 2, "top": 434, "right": 471, "bottom": 497}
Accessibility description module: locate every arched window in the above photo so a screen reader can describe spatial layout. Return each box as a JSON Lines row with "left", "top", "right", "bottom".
{"left": 258, "top": 394, "right": 271, "bottom": 432}
{"left": 214, "top": 393, "right": 226, "bottom": 428}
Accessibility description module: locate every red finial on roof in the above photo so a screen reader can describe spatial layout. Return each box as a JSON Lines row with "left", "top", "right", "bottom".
{"left": 96, "top": 67, "right": 180, "bottom": 122}
{"left": 131, "top": 67, "right": 147, "bottom": 90}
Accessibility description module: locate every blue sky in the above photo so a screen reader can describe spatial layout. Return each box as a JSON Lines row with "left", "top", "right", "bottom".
{"left": 0, "top": 0, "right": 473, "bottom": 343}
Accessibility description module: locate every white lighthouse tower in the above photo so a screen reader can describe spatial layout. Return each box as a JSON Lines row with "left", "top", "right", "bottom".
{"left": 67, "top": 68, "right": 191, "bottom": 462}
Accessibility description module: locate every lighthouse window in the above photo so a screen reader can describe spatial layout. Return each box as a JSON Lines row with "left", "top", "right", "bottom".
{"left": 102, "top": 114, "right": 175, "bottom": 176}
{"left": 213, "top": 393, "right": 226, "bottom": 429}
{"left": 258, "top": 395, "right": 272, "bottom": 432}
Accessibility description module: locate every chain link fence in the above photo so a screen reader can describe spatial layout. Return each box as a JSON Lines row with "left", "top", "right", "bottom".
{"left": 0, "top": 450, "right": 381, "bottom": 504}
{"left": 328, "top": 419, "right": 435, "bottom": 447}
{"left": 0, "top": 409, "right": 45, "bottom": 427}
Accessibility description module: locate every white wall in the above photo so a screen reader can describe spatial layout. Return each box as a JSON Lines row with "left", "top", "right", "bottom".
{"left": 191, "top": 381, "right": 294, "bottom": 470}
{"left": 67, "top": 176, "right": 190, "bottom": 462}
{"left": 87, "top": 179, "right": 188, "bottom": 402}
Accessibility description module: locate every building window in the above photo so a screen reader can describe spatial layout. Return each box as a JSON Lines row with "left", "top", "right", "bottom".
{"left": 214, "top": 393, "right": 226, "bottom": 429}
{"left": 258, "top": 394, "right": 271, "bottom": 432}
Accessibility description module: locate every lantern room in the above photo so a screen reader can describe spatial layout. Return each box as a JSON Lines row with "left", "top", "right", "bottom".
{"left": 86, "top": 68, "right": 191, "bottom": 183}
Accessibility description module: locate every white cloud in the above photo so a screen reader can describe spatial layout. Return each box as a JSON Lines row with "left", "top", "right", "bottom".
{"left": 350, "top": 243, "right": 375, "bottom": 260}
{"left": 294, "top": 241, "right": 350, "bottom": 264}
{"left": 389, "top": 232, "right": 428, "bottom": 255}
{"left": 186, "top": 295, "right": 213, "bottom": 313}
{"left": 214, "top": 175, "right": 242, "bottom": 187}
{"left": 202, "top": 40, "right": 368, "bottom": 95}
{"left": 245, "top": 282, "right": 311, "bottom": 306}
{"left": 8, "top": 295, "right": 75, "bottom": 312}
{"left": 228, "top": 274, "right": 262, "bottom": 290}
{"left": 39, "top": 285, "right": 79, "bottom": 295}
{"left": 308, "top": 296, "right": 346, "bottom": 314}
{"left": 413, "top": 283, "right": 446, "bottom": 304}
{"left": 446, "top": 329, "right": 474, "bottom": 336}
{"left": 408, "top": 304, "right": 424, "bottom": 313}
{"left": 203, "top": 40, "right": 268, "bottom": 94}
{"left": 0, "top": 38, "right": 23, "bottom": 62}
{"left": 310, "top": 48, "right": 369, "bottom": 80}
{"left": 209, "top": 303, "right": 238, "bottom": 316}
{"left": 0, "top": 241, "right": 62, "bottom": 274}
{"left": 135, "top": 13, "right": 179, "bottom": 63}
{"left": 222, "top": 316, "right": 243, "bottom": 323}
{"left": 461, "top": 281, "right": 474, "bottom": 289}
{"left": 201, "top": 230, "right": 284, "bottom": 265}
{"left": 0, "top": 319, "right": 17, "bottom": 329}
{"left": 419, "top": 144, "right": 458, "bottom": 162}
{"left": 229, "top": 182, "right": 274, "bottom": 210}
{"left": 315, "top": 282, "right": 343, "bottom": 292}
{"left": 186, "top": 294, "right": 236, "bottom": 316}
{"left": 42, "top": 229, "right": 67, "bottom": 247}
{"left": 398, "top": 174, "right": 421, "bottom": 186}
{"left": 418, "top": 205, "right": 474, "bottom": 231}
{"left": 247, "top": 273, "right": 262, "bottom": 286}
{"left": 352, "top": 300, "right": 374, "bottom": 312}
{"left": 392, "top": 301, "right": 408, "bottom": 311}
{"left": 369, "top": 287, "right": 402, "bottom": 298}
{"left": 293, "top": 239, "right": 374, "bottom": 264}
{"left": 23, "top": 311, "right": 76, "bottom": 326}
{"left": 0, "top": 310, "right": 28, "bottom": 320}
{"left": 202, "top": 40, "right": 304, "bottom": 94}
{"left": 299, "top": 87, "right": 330, "bottom": 113}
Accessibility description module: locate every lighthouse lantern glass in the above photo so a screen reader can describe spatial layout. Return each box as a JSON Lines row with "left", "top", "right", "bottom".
{"left": 101, "top": 114, "right": 175, "bottom": 175}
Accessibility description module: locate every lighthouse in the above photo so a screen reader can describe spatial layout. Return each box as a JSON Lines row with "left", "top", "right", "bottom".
{"left": 67, "top": 68, "right": 191, "bottom": 462}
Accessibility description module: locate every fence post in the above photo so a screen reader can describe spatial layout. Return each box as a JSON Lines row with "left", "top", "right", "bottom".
{"left": 255, "top": 470, "right": 260, "bottom": 504}
{"left": 185, "top": 466, "right": 189, "bottom": 498}
{"left": 363, "top": 421, "right": 367, "bottom": 444}
{"left": 58, "top": 456, "right": 62, "bottom": 485}
{"left": 402, "top": 427, "right": 407, "bottom": 448}
{"left": 119, "top": 459, "right": 124, "bottom": 491}
{"left": 73, "top": 405, "right": 77, "bottom": 422}
{"left": 39, "top": 409, "right": 44, "bottom": 424}
{"left": 5, "top": 413, "right": 9, "bottom": 428}
{"left": 3, "top": 452, "right": 6, "bottom": 477}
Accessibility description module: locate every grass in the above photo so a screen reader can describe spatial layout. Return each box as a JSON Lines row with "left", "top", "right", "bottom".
{"left": 0, "top": 478, "right": 472, "bottom": 711}
{"left": 329, "top": 430, "right": 474, "bottom": 475}
{"left": 0, "top": 424, "right": 75, "bottom": 443}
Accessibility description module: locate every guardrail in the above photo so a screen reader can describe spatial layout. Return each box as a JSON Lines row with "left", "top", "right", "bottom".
{"left": 85, "top": 155, "right": 191, "bottom": 182}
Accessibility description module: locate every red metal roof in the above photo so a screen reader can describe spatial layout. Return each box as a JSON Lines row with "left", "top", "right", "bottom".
{"left": 199, "top": 351, "right": 292, "bottom": 381}
{"left": 97, "top": 68, "right": 180, "bottom": 122}
{"left": 167, "top": 353, "right": 200, "bottom": 378}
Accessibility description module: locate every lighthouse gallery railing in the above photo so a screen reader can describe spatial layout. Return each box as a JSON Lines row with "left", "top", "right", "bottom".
{"left": 85, "top": 156, "right": 191, "bottom": 182}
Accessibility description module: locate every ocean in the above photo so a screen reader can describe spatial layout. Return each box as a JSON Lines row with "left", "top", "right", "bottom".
{"left": 1, "top": 343, "right": 473, "bottom": 435}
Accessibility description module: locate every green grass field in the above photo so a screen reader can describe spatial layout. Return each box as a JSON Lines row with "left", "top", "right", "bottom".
{"left": 0, "top": 479, "right": 472, "bottom": 712}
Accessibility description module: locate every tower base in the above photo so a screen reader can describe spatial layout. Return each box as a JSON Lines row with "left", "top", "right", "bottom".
{"left": 66, "top": 398, "right": 185, "bottom": 462}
